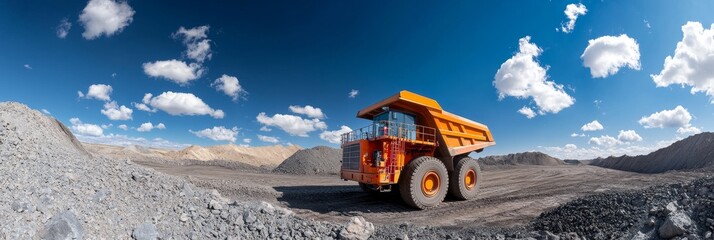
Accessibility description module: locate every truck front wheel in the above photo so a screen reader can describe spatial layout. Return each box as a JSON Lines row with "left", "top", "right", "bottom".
{"left": 399, "top": 156, "right": 449, "bottom": 209}
{"left": 448, "top": 157, "right": 482, "bottom": 200}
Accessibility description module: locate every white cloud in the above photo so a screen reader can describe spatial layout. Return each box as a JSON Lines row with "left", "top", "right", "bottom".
{"left": 56, "top": 18, "right": 72, "bottom": 38}
{"left": 571, "top": 133, "right": 585, "bottom": 137}
{"left": 81, "top": 84, "right": 113, "bottom": 101}
{"left": 259, "top": 126, "right": 272, "bottom": 132}
{"left": 243, "top": 138, "right": 252, "bottom": 144}
{"left": 588, "top": 135, "right": 621, "bottom": 148}
{"left": 112, "top": 73, "right": 117, "bottom": 78}
{"left": 494, "top": 36, "right": 575, "bottom": 117}
{"left": 677, "top": 125, "right": 701, "bottom": 136}
{"left": 617, "top": 130, "right": 643, "bottom": 142}
{"left": 517, "top": 106, "right": 536, "bottom": 119}
{"left": 564, "top": 144, "right": 577, "bottom": 151}
{"left": 118, "top": 124, "right": 128, "bottom": 130}
{"left": 69, "top": 118, "right": 103, "bottom": 137}
{"left": 257, "top": 135, "right": 279, "bottom": 144}
{"left": 560, "top": 3, "right": 587, "bottom": 33}
{"left": 542, "top": 140, "right": 675, "bottom": 160}
{"left": 137, "top": 122, "right": 165, "bottom": 132}
{"left": 24, "top": 64, "right": 32, "bottom": 70}
{"left": 75, "top": 133, "right": 189, "bottom": 150}
{"left": 79, "top": 0, "right": 134, "bottom": 40}
{"left": 77, "top": 91, "right": 85, "bottom": 98}
{"left": 134, "top": 93, "right": 157, "bottom": 112}
{"left": 644, "top": 19, "right": 651, "bottom": 29}
{"left": 651, "top": 22, "right": 714, "bottom": 103}
{"left": 581, "top": 120, "right": 604, "bottom": 131}
{"left": 143, "top": 60, "right": 204, "bottom": 85}
{"left": 101, "top": 124, "right": 112, "bottom": 129}
{"left": 319, "top": 126, "right": 352, "bottom": 144}
{"left": 173, "top": 26, "right": 212, "bottom": 62}
{"left": 189, "top": 126, "right": 239, "bottom": 142}
{"left": 256, "top": 112, "right": 327, "bottom": 137}
{"left": 173, "top": 26, "right": 209, "bottom": 43}
{"left": 41, "top": 109, "right": 51, "bottom": 115}
{"left": 100, "top": 101, "right": 132, "bottom": 120}
{"left": 212, "top": 74, "right": 247, "bottom": 101}
{"left": 581, "top": 34, "right": 641, "bottom": 78}
{"left": 638, "top": 105, "right": 692, "bottom": 129}
{"left": 289, "top": 105, "right": 326, "bottom": 119}
{"left": 144, "top": 91, "right": 224, "bottom": 119}
{"left": 349, "top": 89, "right": 359, "bottom": 98}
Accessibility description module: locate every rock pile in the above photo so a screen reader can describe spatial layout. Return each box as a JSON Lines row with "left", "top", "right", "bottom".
{"left": 273, "top": 146, "right": 342, "bottom": 175}
{"left": 478, "top": 152, "right": 564, "bottom": 168}
{"left": 0, "top": 102, "right": 359, "bottom": 239}
{"left": 591, "top": 132, "right": 714, "bottom": 173}
{"left": 532, "top": 175, "right": 714, "bottom": 239}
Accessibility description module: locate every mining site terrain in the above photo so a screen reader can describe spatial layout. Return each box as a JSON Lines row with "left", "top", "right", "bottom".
{"left": 3, "top": 102, "right": 714, "bottom": 239}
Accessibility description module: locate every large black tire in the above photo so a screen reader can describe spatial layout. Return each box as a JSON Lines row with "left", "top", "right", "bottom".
{"left": 448, "top": 157, "right": 482, "bottom": 200}
{"left": 399, "top": 156, "right": 449, "bottom": 209}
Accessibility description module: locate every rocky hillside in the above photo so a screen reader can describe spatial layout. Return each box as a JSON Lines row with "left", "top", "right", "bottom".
{"left": 273, "top": 146, "right": 342, "bottom": 175}
{"left": 591, "top": 132, "right": 714, "bottom": 173}
{"left": 478, "top": 152, "right": 564, "bottom": 167}
{"left": 0, "top": 102, "right": 368, "bottom": 239}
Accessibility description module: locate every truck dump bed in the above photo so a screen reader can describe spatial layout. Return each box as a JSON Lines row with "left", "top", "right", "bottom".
{"left": 356, "top": 90, "right": 495, "bottom": 158}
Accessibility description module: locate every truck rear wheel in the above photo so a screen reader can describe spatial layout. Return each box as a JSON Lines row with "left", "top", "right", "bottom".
{"left": 399, "top": 156, "right": 448, "bottom": 209}
{"left": 448, "top": 157, "right": 481, "bottom": 200}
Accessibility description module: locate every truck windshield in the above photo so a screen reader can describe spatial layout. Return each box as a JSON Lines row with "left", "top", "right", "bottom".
{"left": 373, "top": 111, "right": 417, "bottom": 140}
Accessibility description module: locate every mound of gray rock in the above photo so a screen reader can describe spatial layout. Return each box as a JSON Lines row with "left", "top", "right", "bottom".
{"left": 531, "top": 175, "right": 714, "bottom": 239}
{"left": 478, "top": 152, "right": 564, "bottom": 168}
{"left": 0, "top": 102, "right": 358, "bottom": 239}
{"left": 273, "top": 146, "right": 342, "bottom": 175}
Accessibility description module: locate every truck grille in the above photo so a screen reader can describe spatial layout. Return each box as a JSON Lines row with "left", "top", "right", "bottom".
{"left": 342, "top": 143, "right": 360, "bottom": 171}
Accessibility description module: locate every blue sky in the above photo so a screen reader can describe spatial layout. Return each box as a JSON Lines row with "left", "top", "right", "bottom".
{"left": 2, "top": 1, "right": 714, "bottom": 159}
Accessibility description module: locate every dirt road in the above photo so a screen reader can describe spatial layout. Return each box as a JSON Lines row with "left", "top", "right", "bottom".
{"left": 136, "top": 161, "right": 707, "bottom": 228}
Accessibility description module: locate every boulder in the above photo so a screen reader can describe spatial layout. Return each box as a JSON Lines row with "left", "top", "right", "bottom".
{"left": 41, "top": 211, "right": 84, "bottom": 240}
{"left": 658, "top": 211, "right": 692, "bottom": 239}
{"left": 339, "top": 217, "right": 374, "bottom": 240}
{"left": 132, "top": 222, "right": 159, "bottom": 240}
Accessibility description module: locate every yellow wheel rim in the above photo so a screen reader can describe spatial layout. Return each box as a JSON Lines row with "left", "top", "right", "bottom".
{"left": 421, "top": 171, "right": 440, "bottom": 197}
{"left": 465, "top": 169, "right": 476, "bottom": 190}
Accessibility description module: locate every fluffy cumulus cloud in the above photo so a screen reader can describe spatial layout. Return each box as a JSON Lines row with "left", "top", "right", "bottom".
{"left": 617, "top": 130, "right": 643, "bottom": 142}
{"left": 259, "top": 126, "right": 272, "bottom": 132}
{"left": 143, "top": 60, "right": 204, "bottom": 85}
{"left": 257, "top": 135, "right": 280, "bottom": 144}
{"left": 243, "top": 138, "right": 252, "bottom": 144}
{"left": 69, "top": 118, "right": 103, "bottom": 137}
{"left": 212, "top": 75, "right": 247, "bottom": 101}
{"left": 494, "top": 36, "right": 575, "bottom": 117}
{"left": 137, "top": 122, "right": 166, "bottom": 132}
{"left": 142, "top": 92, "right": 224, "bottom": 119}
{"left": 588, "top": 135, "right": 621, "bottom": 148}
{"left": 289, "top": 105, "right": 326, "bottom": 119}
{"left": 56, "top": 18, "right": 72, "bottom": 38}
{"left": 100, "top": 101, "right": 132, "bottom": 120}
{"left": 560, "top": 3, "right": 587, "bottom": 33}
{"left": 638, "top": 105, "right": 692, "bottom": 129}
{"left": 80, "top": 84, "right": 113, "bottom": 101}
{"left": 79, "top": 0, "right": 134, "bottom": 40}
{"left": 677, "top": 125, "right": 702, "bottom": 136}
{"left": 581, "top": 34, "right": 641, "bottom": 78}
{"left": 173, "top": 26, "right": 212, "bottom": 63}
{"left": 571, "top": 133, "right": 585, "bottom": 137}
{"left": 651, "top": 22, "right": 714, "bottom": 103}
{"left": 518, "top": 107, "right": 536, "bottom": 119}
{"left": 189, "top": 126, "right": 238, "bottom": 142}
{"left": 319, "top": 126, "right": 352, "bottom": 144}
{"left": 118, "top": 124, "right": 128, "bottom": 131}
{"left": 256, "top": 112, "right": 327, "bottom": 137}
{"left": 349, "top": 89, "right": 359, "bottom": 98}
{"left": 581, "top": 120, "right": 604, "bottom": 131}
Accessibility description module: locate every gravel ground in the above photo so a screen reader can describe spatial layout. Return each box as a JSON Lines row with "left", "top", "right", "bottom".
{"left": 273, "top": 146, "right": 342, "bottom": 175}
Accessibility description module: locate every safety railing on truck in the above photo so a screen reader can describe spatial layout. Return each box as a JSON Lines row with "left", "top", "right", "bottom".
{"left": 340, "top": 120, "right": 437, "bottom": 145}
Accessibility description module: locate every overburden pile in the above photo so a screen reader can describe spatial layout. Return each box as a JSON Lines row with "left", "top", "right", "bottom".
{"left": 591, "top": 132, "right": 714, "bottom": 173}
{"left": 273, "top": 146, "right": 342, "bottom": 175}
{"left": 478, "top": 152, "right": 564, "bottom": 168}
{"left": 0, "top": 102, "right": 374, "bottom": 239}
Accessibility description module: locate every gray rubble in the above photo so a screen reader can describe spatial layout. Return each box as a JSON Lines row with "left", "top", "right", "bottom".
{"left": 273, "top": 146, "right": 342, "bottom": 175}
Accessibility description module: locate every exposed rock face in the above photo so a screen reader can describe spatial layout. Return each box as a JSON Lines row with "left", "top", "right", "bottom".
{"left": 273, "top": 146, "right": 342, "bottom": 175}
{"left": 478, "top": 152, "right": 564, "bottom": 167}
{"left": 591, "top": 132, "right": 714, "bottom": 173}
{"left": 339, "top": 216, "right": 375, "bottom": 240}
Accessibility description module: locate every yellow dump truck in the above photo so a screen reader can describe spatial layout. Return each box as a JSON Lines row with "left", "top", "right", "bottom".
{"left": 340, "top": 90, "right": 495, "bottom": 209}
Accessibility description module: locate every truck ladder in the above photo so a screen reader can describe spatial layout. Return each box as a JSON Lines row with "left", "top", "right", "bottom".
{"left": 386, "top": 128, "right": 406, "bottom": 183}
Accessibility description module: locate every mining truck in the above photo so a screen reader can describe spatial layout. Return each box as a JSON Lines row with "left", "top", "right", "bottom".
{"left": 340, "top": 90, "right": 495, "bottom": 209}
